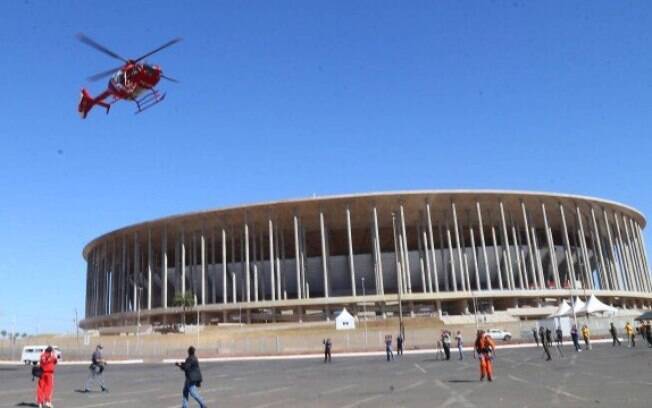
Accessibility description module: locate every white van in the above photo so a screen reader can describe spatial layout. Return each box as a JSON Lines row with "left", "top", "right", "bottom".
{"left": 20, "top": 346, "right": 63, "bottom": 365}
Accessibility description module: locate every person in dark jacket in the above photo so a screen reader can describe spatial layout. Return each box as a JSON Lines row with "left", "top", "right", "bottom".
{"left": 396, "top": 334, "right": 404, "bottom": 356}
{"left": 323, "top": 338, "right": 332, "bottom": 363}
{"left": 532, "top": 328, "right": 539, "bottom": 347}
{"left": 609, "top": 322, "right": 621, "bottom": 346}
{"left": 176, "top": 346, "right": 207, "bottom": 408}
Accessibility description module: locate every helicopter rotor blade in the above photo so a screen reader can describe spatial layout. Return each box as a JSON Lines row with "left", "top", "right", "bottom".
{"left": 134, "top": 37, "right": 182, "bottom": 63}
{"left": 160, "top": 74, "right": 179, "bottom": 83}
{"left": 87, "top": 65, "right": 123, "bottom": 82}
{"left": 76, "top": 33, "right": 128, "bottom": 62}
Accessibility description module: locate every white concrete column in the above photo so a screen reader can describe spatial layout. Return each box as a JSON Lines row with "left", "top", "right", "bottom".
{"left": 499, "top": 201, "right": 515, "bottom": 290}
{"left": 426, "top": 203, "right": 439, "bottom": 292}
{"left": 602, "top": 209, "right": 622, "bottom": 289}
{"left": 319, "top": 210, "right": 329, "bottom": 298}
{"left": 231, "top": 271, "right": 236, "bottom": 304}
{"left": 623, "top": 217, "right": 642, "bottom": 291}
{"left": 275, "top": 225, "right": 282, "bottom": 298}
{"left": 373, "top": 206, "right": 384, "bottom": 294}
{"left": 399, "top": 205, "right": 412, "bottom": 293}
{"left": 222, "top": 228, "right": 227, "bottom": 304}
{"left": 293, "top": 214, "right": 302, "bottom": 299}
{"left": 201, "top": 229, "right": 206, "bottom": 305}
{"left": 542, "top": 203, "right": 560, "bottom": 288}
{"left": 181, "top": 229, "right": 186, "bottom": 295}
{"left": 475, "top": 202, "right": 491, "bottom": 290}
{"left": 268, "top": 218, "right": 276, "bottom": 301}
{"left": 575, "top": 206, "right": 593, "bottom": 289}
{"left": 446, "top": 224, "right": 457, "bottom": 291}
{"left": 470, "top": 227, "right": 481, "bottom": 290}
{"left": 252, "top": 225, "right": 259, "bottom": 302}
{"left": 147, "top": 229, "right": 152, "bottom": 310}
{"left": 559, "top": 203, "right": 577, "bottom": 289}
{"left": 491, "top": 226, "right": 503, "bottom": 290}
{"left": 520, "top": 201, "right": 538, "bottom": 288}
{"left": 451, "top": 202, "right": 465, "bottom": 291}
{"left": 244, "top": 221, "right": 251, "bottom": 302}
{"left": 531, "top": 226, "right": 545, "bottom": 288}
{"left": 614, "top": 214, "right": 633, "bottom": 290}
{"left": 590, "top": 207, "right": 609, "bottom": 289}
{"left": 346, "top": 207, "right": 356, "bottom": 296}
{"left": 162, "top": 227, "right": 168, "bottom": 308}
{"left": 417, "top": 224, "right": 427, "bottom": 292}
{"left": 422, "top": 224, "right": 433, "bottom": 292}
{"left": 511, "top": 226, "right": 524, "bottom": 289}
{"left": 634, "top": 223, "right": 652, "bottom": 291}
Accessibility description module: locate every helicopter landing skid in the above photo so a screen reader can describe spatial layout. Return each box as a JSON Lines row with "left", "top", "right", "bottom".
{"left": 134, "top": 89, "right": 166, "bottom": 114}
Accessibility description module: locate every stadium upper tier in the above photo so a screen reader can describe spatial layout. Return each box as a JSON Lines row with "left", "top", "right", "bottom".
{"left": 81, "top": 190, "right": 652, "bottom": 329}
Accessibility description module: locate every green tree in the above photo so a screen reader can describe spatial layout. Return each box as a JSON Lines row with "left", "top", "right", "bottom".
{"left": 21, "top": 333, "right": 27, "bottom": 338}
{"left": 0, "top": 330, "right": 6, "bottom": 338}
{"left": 173, "top": 292, "right": 195, "bottom": 328}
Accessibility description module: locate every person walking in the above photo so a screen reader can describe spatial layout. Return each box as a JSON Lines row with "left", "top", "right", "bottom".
{"left": 555, "top": 327, "right": 564, "bottom": 357}
{"left": 539, "top": 326, "right": 546, "bottom": 347}
{"left": 323, "top": 338, "right": 332, "bottom": 363}
{"left": 84, "top": 345, "right": 108, "bottom": 393}
{"left": 455, "top": 331, "right": 464, "bottom": 360}
{"left": 570, "top": 324, "right": 582, "bottom": 352}
{"left": 609, "top": 322, "right": 621, "bottom": 346}
{"left": 36, "top": 346, "right": 58, "bottom": 408}
{"left": 532, "top": 328, "right": 539, "bottom": 347}
{"left": 442, "top": 330, "right": 451, "bottom": 361}
{"left": 175, "top": 346, "right": 207, "bottom": 408}
{"left": 638, "top": 321, "right": 647, "bottom": 344}
{"left": 624, "top": 322, "right": 635, "bottom": 347}
{"left": 541, "top": 333, "right": 552, "bottom": 361}
{"left": 474, "top": 330, "right": 496, "bottom": 382}
{"left": 385, "top": 335, "right": 394, "bottom": 361}
{"left": 645, "top": 322, "right": 652, "bottom": 347}
{"left": 396, "top": 333, "right": 404, "bottom": 356}
{"left": 581, "top": 324, "right": 591, "bottom": 350}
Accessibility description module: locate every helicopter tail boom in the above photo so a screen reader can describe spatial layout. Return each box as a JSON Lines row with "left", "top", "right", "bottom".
{"left": 78, "top": 88, "right": 111, "bottom": 119}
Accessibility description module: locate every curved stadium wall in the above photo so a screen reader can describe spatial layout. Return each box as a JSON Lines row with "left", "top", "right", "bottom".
{"left": 80, "top": 191, "right": 652, "bottom": 329}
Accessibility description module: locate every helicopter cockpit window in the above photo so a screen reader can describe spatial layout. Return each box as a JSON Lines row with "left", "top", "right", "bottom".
{"left": 113, "top": 71, "right": 126, "bottom": 85}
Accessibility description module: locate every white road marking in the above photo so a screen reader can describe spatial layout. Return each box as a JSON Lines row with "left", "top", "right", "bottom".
{"left": 338, "top": 394, "right": 382, "bottom": 408}
{"left": 414, "top": 363, "right": 427, "bottom": 374}
{"left": 397, "top": 380, "right": 425, "bottom": 392}
{"left": 545, "top": 386, "right": 589, "bottom": 402}
{"left": 507, "top": 374, "right": 530, "bottom": 384}
{"left": 71, "top": 399, "right": 137, "bottom": 408}
{"left": 248, "top": 397, "right": 295, "bottom": 408}
{"left": 320, "top": 383, "right": 357, "bottom": 395}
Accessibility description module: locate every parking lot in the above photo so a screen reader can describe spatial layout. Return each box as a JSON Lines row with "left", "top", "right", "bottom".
{"left": 0, "top": 343, "right": 650, "bottom": 407}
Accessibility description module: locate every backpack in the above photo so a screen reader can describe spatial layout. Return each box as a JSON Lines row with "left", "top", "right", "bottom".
{"left": 31, "top": 365, "right": 43, "bottom": 380}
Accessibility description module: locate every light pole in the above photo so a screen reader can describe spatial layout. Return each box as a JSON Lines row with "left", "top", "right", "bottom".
{"left": 361, "top": 277, "right": 368, "bottom": 347}
{"left": 391, "top": 212, "right": 404, "bottom": 340}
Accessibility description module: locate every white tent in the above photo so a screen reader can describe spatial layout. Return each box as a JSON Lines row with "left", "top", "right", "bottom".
{"left": 335, "top": 308, "right": 356, "bottom": 330}
{"left": 575, "top": 295, "right": 617, "bottom": 315}
{"left": 567, "top": 297, "right": 586, "bottom": 316}
{"left": 549, "top": 300, "right": 572, "bottom": 318}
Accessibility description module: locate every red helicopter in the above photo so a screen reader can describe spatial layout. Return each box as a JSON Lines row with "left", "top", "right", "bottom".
{"left": 76, "top": 33, "right": 181, "bottom": 118}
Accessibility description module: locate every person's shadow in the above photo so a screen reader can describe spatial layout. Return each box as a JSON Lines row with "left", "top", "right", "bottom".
{"left": 15, "top": 403, "right": 39, "bottom": 407}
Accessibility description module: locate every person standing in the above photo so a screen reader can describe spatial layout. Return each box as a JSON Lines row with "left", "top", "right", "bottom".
{"left": 539, "top": 326, "right": 546, "bottom": 347}
{"left": 541, "top": 333, "right": 552, "bottom": 361}
{"left": 570, "top": 324, "right": 581, "bottom": 352}
{"left": 323, "top": 338, "right": 332, "bottom": 363}
{"left": 474, "top": 330, "right": 496, "bottom": 382}
{"left": 609, "top": 322, "right": 621, "bottom": 346}
{"left": 396, "top": 334, "right": 404, "bottom": 356}
{"left": 624, "top": 322, "right": 635, "bottom": 347}
{"left": 532, "top": 328, "right": 539, "bottom": 347}
{"left": 175, "top": 346, "right": 207, "bottom": 408}
{"left": 555, "top": 327, "right": 564, "bottom": 357}
{"left": 36, "top": 346, "right": 58, "bottom": 408}
{"left": 645, "top": 322, "right": 652, "bottom": 347}
{"left": 84, "top": 345, "right": 108, "bottom": 392}
{"left": 455, "top": 331, "right": 464, "bottom": 360}
{"left": 442, "top": 330, "right": 451, "bottom": 361}
{"left": 545, "top": 328, "right": 553, "bottom": 348}
{"left": 385, "top": 335, "right": 394, "bottom": 361}
{"left": 581, "top": 324, "right": 591, "bottom": 350}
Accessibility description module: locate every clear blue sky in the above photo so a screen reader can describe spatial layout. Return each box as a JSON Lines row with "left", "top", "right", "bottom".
{"left": 1, "top": 1, "right": 651, "bottom": 333}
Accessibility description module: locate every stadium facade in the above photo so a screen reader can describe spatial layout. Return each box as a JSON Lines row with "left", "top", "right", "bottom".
{"left": 80, "top": 191, "right": 652, "bottom": 329}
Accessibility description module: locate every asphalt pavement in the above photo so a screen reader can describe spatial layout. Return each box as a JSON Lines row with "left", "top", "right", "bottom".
{"left": 0, "top": 343, "right": 650, "bottom": 407}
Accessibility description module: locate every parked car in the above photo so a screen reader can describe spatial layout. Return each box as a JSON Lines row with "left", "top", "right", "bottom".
{"left": 486, "top": 329, "right": 512, "bottom": 341}
{"left": 21, "top": 345, "right": 62, "bottom": 365}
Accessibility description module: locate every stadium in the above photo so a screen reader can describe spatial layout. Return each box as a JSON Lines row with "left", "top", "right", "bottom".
{"left": 80, "top": 190, "right": 652, "bottom": 330}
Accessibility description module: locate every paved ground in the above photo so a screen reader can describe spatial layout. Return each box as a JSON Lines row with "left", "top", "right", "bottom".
{"left": 0, "top": 343, "right": 650, "bottom": 408}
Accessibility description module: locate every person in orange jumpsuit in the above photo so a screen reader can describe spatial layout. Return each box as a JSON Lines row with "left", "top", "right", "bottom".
{"left": 474, "top": 330, "right": 496, "bottom": 382}
{"left": 36, "top": 346, "right": 58, "bottom": 408}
